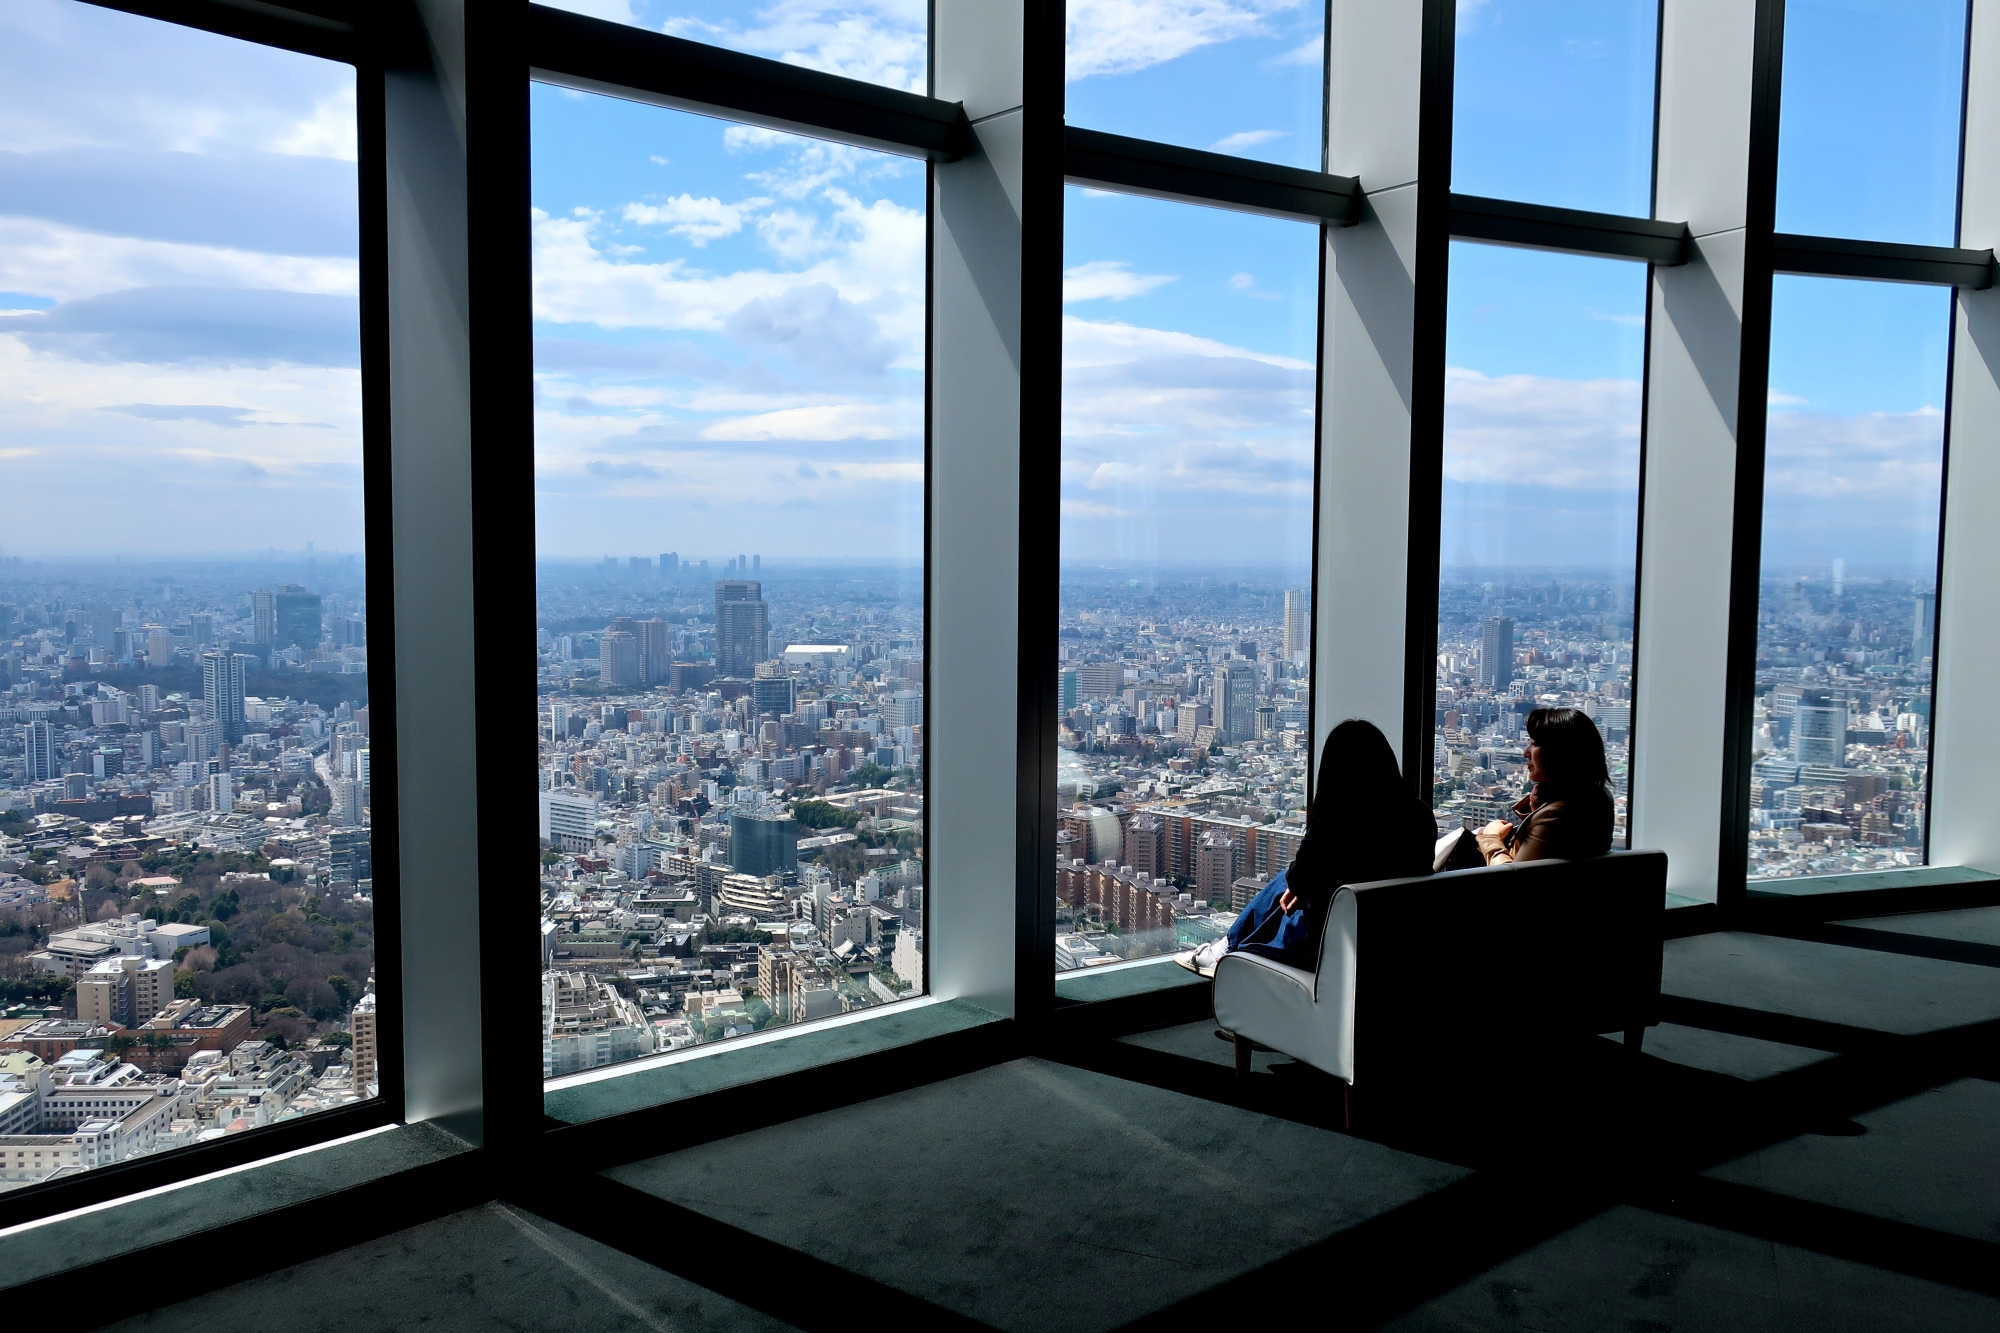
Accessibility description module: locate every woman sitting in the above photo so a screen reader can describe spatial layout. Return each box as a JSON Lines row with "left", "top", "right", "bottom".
{"left": 1181, "top": 718, "right": 1436, "bottom": 975}
{"left": 1473, "top": 706, "right": 1615, "bottom": 865}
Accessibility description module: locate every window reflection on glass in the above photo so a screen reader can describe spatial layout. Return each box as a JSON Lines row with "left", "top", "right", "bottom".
{"left": 531, "top": 87, "right": 926, "bottom": 1074}
{"left": 534, "top": 0, "right": 927, "bottom": 94}
{"left": 1056, "top": 188, "right": 1316, "bottom": 972}
{"left": 1064, "top": 1, "right": 1324, "bottom": 171}
{"left": 1436, "top": 242, "right": 1647, "bottom": 845}
{"left": 0, "top": 0, "right": 374, "bottom": 1189}
{"left": 1749, "top": 277, "right": 1950, "bottom": 881}
{"left": 1777, "top": 0, "right": 1968, "bottom": 246}
{"left": 1453, "top": 0, "right": 1658, "bottom": 216}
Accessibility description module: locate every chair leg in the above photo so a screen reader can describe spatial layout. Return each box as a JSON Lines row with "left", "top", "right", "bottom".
{"left": 1233, "top": 1034, "right": 1252, "bottom": 1080}
{"left": 1624, "top": 1024, "right": 1645, "bottom": 1054}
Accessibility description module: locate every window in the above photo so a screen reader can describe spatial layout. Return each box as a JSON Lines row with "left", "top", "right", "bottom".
{"left": 1776, "top": 0, "right": 1969, "bottom": 246}
{"left": 1436, "top": 243, "right": 1646, "bottom": 844}
{"left": 1064, "top": 1, "right": 1324, "bottom": 170}
{"left": 1055, "top": 188, "right": 1317, "bottom": 971}
{"left": 536, "top": 0, "right": 927, "bottom": 94}
{"left": 1453, "top": 0, "right": 1659, "bottom": 216}
{"left": 1748, "top": 276, "right": 1951, "bottom": 880}
{"left": 531, "top": 85, "right": 927, "bottom": 1071}
{"left": 0, "top": 0, "right": 375, "bottom": 1189}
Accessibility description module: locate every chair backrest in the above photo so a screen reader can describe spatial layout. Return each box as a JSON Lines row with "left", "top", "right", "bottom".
{"left": 1337, "top": 849, "right": 1666, "bottom": 1075}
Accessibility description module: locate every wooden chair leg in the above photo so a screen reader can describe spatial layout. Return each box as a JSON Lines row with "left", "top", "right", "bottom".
{"left": 1233, "top": 1034, "right": 1252, "bottom": 1080}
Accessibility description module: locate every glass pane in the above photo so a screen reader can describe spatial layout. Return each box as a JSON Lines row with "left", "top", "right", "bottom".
{"left": 0, "top": 0, "right": 373, "bottom": 1181}
{"left": 1056, "top": 188, "right": 1317, "bottom": 972}
{"left": 1750, "top": 276, "right": 1950, "bottom": 881}
{"left": 1453, "top": 0, "right": 1658, "bottom": 216}
{"left": 1776, "top": 0, "right": 1967, "bottom": 246}
{"left": 536, "top": 1, "right": 926, "bottom": 94}
{"left": 1437, "top": 243, "right": 1647, "bottom": 846}
{"left": 532, "top": 86, "right": 926, "bottom": 1075}
{"left": 1065, "top": 2, "right": 1323, "bottom": 171}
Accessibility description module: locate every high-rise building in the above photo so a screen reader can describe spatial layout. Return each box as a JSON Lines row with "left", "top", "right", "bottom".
{"left": 330, "top": 779, "right": 365, "bottom": 827}
{"left": 729, "top": 809, "right": 799, "bottom": 877}
{"left": 881, "top": 690, "right": 923, "bottom": 729}
{"left": 659, "top": 552, "right": 679, "bottom": 577}
{"left": 1283, "top": 590, "right": 1309, "bottom": 660}
{"left": 1215, "top": 660, "right": 1260, "bottom": 742}
{"left": 751, "top": 674, "right": 797, "bottom": 719}
{"left": 635, "top": 618, "right": 671, "bottom": 684}
{"left": 187, "top": 613, "right": 214, "bottom": 649}
{"left": 1479, "top": 616, "right": 1515, "bottom": 690}
{"left": 201, "top": 649, "right": 249, "bottom": 742}
{"left": 1914, "top": 591, "right": 1936, "bottom": 659}
{"left": 272, "top": 584, "right": 322, "bottom": 650}
{"left": 598, "top": 630, "right": 639, "bottom": 688}
{"left": 1057, "top": 668, "right": 1078, "bottom": 711}
{"left": 549, "top": 701, "right": 571, "bottom": 740}
{"left": 207, "top": 771, "right": 235, "bottom": 813}
{"left": 540, "top": 790, "right": 601, "bottom": 851}
{"left": 349, "top": 991, "right": 378, "bottom": 1091}
{"left": 330, "top": 828, "right": 372, "bottom": 883}
{"left": 714, "top": 581, "right": 769, "bottom": 678}
{"left": 23, "top": 719, "right": 57, "bottom": 782}
{"left": 251, "top": 588, "right": 275, "bottom": 646}
{"left": 1072, "top": 662, "right": 1122, "bottom": 698}
{"left": 1793, "top": 690, "right": 1845, "bottom": 768}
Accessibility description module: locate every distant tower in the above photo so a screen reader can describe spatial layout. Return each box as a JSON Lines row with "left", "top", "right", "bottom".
{"left": 598, "top": 630, "right": 640, "bottom": 688}
{"left": 715, "top": 580, "right": 769, "bottom": 678}
{"left": 270, "top": 583, "right": 322, "bottom": 650}
{"left": 201, "top": 649, "right": 250, "bottom": 743}
{"left": 1283, "top": 590, "right": 1308, "bottom": 660}
{"left": 252, "top": 588, "right": 276, "bottom": 646}
{"left": 22, "top": 719, "right": 57, "bottom": 782}
{"left": 1478, "top": 616, "right": 1515, "bottom": 690}
{"left": 1913, "top": 591, "right": 1936, "bottom": 659}
{"left": 1793, "top": 690, "right": 1845, "bottom": 768}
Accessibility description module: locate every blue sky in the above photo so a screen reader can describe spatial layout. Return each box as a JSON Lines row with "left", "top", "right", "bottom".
{"left": 0, "top": 0, "right": 1970, "bottom": 571}
{"left": 0, "top": 0, "right": 362, "bottom": 558}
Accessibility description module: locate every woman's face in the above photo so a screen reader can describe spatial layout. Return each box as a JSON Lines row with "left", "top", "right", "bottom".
{"left": 1524, "top": 736, "right": 1545, "bottom": 784}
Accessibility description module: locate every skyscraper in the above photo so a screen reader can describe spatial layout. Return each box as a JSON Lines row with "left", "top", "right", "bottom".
{"left": 1283, "top": 589, "right": 1309, "bottom": 660}
{"left": 598, "top": 630, "right": 639, "bottom": 688}
{"left": 1479, "top": 616, "right": 1515, "bottom": 690}
{"left": 201, "top": 649, "right": 250, "bottom": 742}
{"left": 1914, "top": 591, "right": 1936, "bottom": 659}
{"left": 1215, "top": 659, "right": 1260, "bottom": 741}
{"left": 252, "top": 588, "right": 276, "bottom": 646}
{"left": 729, "top": 808, "right": 798, "bottom": 877}
{"left": 715, "top": 580, "right": 769, "bottom": 678}
{"left": 273, "top": 584, "right": 323, "bottom": 650}
{"left": 22, "top": 719, "right": 57, "bottom": 782}
{"left": 1793, "top": 690, "right": 1845, "bottom": 768}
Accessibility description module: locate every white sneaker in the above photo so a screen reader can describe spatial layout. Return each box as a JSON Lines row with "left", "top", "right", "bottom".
{"left": 1174, "top": 938, "right": 1228, "bottom": 978}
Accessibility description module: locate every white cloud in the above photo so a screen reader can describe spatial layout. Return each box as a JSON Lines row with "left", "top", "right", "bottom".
{"left": 1066, "top": 0, "right": 1300, "bottom": 81}
{"left": 1764, "top": 406, "right": 1945, "bottom": 504}
{"left": 1268, "top": 35, "right": 1322, "bottom": 67}
{"left": 1063, "top": 316, "right": 1311, "bottom": 371}
{"left": 662, "top": 1, "right": 928, "bottom": 94}
{"left": 1062, "top": 261, "right": 1179, "bottom": 304}
{"left": 622, "top": 194, "right": 771, "bottom": 246}
{"left": 1456, "top": 0, "right": 1494, "bottom": 34}
{"left": 1443, "top": 366, "right": 1642, "bottom": 490}
{"left": 1227, "top": 273, "right": 1255, "bottom": 289}
{"left": 697, "top": 402, "right": 911, "bottom": 441}
{"left": 1211, "top": 129, "right": 1285, "bottom": 154}
{"left": 0, "top": 215, "right": 358, "bottom": 304}
{"left": 271, "top": 84, "right": 357, "bottom": 162}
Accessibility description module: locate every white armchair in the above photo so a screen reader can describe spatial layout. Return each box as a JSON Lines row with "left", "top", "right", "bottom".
{"left": 1212, "top": 850, "right": 1668, "bottom": 1126}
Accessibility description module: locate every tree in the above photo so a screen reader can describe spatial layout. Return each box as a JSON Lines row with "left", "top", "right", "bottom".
{"left": 849, "top": 763, "right": 892, "bottom": 788}
{"left": 174, "top": 968, "right": 197, "bottom": 999}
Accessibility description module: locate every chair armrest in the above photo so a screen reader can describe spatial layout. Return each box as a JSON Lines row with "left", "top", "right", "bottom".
{"left": 1214, "top": 949, "right": 1354, "bottom": 1084}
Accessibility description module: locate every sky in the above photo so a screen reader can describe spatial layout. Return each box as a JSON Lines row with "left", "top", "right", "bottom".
{"left": 0, "top": 0, "right": 362, "bottom": 559}
{"left": 0, "top": 0, "right": 1970, "bottom": 575}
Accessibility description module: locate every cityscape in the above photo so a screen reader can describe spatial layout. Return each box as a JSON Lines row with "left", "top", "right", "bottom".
{"left": 0, "top": 555, "right": 376, "bottom": 1193}
{"left": 537, "top": 557, "right": 926, "bottom": 1075}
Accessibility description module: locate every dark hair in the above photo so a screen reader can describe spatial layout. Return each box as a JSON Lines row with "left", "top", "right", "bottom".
{"left": 1312, "top": 718, "right": 1404, "bottom": 814}
{"left": 1525, "top": 707, "right": 1611, "bottom": 803}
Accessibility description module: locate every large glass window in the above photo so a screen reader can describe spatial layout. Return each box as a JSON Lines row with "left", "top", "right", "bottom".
{"left": 1748, "top": 276, "right": 1951, "bottom": 881}
{"left": 0, "top": 0, "right": 374, "bottom": 1188}
{"left": 1776, "top": 0, "right": 1969, "bottom": 246}
{"left": 1055, "top": 188, "right": 1317, "bottom": 972}
{"left": 1453, "top": 0, "right": 1659, "bottom": 216}
{"left": 1436, "top": 242, "right": 1648, "bottom": 844}
{"left": 537, "top": 1, "right": 928, "bottom": 94}
{"left": 531, "top": 86, "right": 926, "bottom": 1073}
{"left": 1064, "top": 1, "right": 1324, "bottom": 171}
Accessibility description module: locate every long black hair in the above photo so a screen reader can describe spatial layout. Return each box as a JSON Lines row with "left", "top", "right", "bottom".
{"left": 1286, "top": 718, "right": 1411, "bottom": 888}
{"left": 1525, "top": 707, "right": 1611, "bottom": 805}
